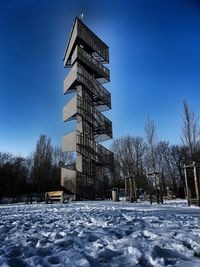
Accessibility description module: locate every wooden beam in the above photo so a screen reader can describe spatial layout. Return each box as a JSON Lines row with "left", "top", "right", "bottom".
{"left": 133, "top": 177, "right": 137, "bottom": 203}
{"left": 193, "top": 162, "right": 200, "bottom": 207}
{"left": 129, "top": 177, "right": 133, "bottom": 202}
{"left": 183, "top": 164, "right": 190, "bottom": 206}
{"left": 125, "top": 178, "right": 127, "bottom": 202}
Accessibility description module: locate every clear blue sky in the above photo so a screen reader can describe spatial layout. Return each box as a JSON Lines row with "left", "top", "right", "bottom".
{"left": 0, "top": 0, "right": 200, "bottom": 156}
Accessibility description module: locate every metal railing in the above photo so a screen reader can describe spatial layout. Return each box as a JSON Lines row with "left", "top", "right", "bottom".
{"left": 76, "top": 131, "right": 114, "bottom": 168}
{"left": 96, "top": 142, "right": 114, "bottom": 168}
{"left": 77, "top": 22, "right": 109, "bottom": 63}
{"left": 95, "top": 109, "right": 112, "bottom": 136}
{"left": 76, "top": 64, "right": 111, "bottom": 108}
{"left": 77, "top": 46, "right": 110, "bottom": 78}
{"left": 63, "top": 62, "right": 111, "bottom": 108}
{"left": 77, "top": 94, "right": 112, "bottom": 137}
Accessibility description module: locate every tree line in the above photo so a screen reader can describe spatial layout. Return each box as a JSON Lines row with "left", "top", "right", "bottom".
{"left": 111, "top": 101, "right": 200, "bottom": 198}
{"left": 0, "top": 135, "right": 73, "bottom": 202}
{"left": 0, "top": 101, "right": 199, "bottom": 201}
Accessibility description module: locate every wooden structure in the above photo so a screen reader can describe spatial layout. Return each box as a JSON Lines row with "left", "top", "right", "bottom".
{"left": 147, "top": 171, "right": 163, "bottom": 204}
{"left": 45, "top": 191, "right": 69, "bottom": 204}
{"left": 125, "top": 176, "right": 137, "bottom": 202}
{"left": 183, "top": 162, "right": 200, "bottom": 206}
{"left": 61, "top": 17, "right": 114, "bottom": 199}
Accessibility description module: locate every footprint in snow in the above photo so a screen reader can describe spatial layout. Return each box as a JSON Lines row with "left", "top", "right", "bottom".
{"left": 151, "top": 245, "right": 189, "bottom": 265}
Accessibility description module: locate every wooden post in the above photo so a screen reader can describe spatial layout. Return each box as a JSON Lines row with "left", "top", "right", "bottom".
{"left": 45, "top": 192, "right": 48, "bottom": 204}
{"left": 148, "top": 178, "right": 152, "bottom": 205}
{"left": 160, "top": 179, "right": 163, "bottom": 204}
{"left": 155, "top": 175, "right": 160, "bottom": 204}
{"left": 133, "top": 177, "right": 137, "bottom": 203}
{"left": 193, "top": 162, "right": 200, "bottom": 207}
{"left": 129, "top": 177, "right": 133, "bottom": 202}
{"left": 125, "top": 178, "right": 127, "bottom": 202}
{"left": 184, "top": 164, "right": 190, "bottom": 206}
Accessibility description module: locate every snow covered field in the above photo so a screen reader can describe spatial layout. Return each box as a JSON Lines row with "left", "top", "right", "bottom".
{"left": 0, "top": 200, "right": 200, "bottom": 267}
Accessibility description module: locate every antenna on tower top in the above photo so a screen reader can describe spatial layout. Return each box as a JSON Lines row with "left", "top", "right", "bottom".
{"left": 80, "top": 13, "right": 84, "bottom": 20}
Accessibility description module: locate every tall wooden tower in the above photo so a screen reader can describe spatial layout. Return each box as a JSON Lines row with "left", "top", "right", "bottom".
{"left": 61, "top": 17, "right": 114, "bottom": 199}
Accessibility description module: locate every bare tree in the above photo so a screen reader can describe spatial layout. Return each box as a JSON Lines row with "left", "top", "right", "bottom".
{"left": 52, "top": 147, "right": 73, "bottom": 167}
{"left": 111, "top": 135, "right": 146, "bottom": 189}
{"left": 111, "top": 137, "right": 127, "bottom": 187}
{"left": 171, "top": 145, "right": 188, "bottom": 197}
{"left": 0, "top": 137, "right": 75, "bottom": 202}
{"left": 181, "top": 101, "right": 200, "bottom": 160}
{"left": 31, "top": 135, "right": 53, "bottom": 197}
{"left": 145, "top": 116, "right": 157, "bottom": 172}
{"left": 0, "top": 153, "right": 28, "bottom": 200}
{"left": 51, "top": 147, "right": 73, "bottom": 190}
{"left": 156, "top": 141, "right": 184, "bottom": 195}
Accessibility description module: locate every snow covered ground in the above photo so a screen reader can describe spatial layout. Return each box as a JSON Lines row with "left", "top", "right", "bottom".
{"left": 0, "top": 200, "right": 200, "bottom": 267}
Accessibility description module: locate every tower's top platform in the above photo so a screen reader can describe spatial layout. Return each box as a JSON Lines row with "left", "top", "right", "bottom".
{"left": 63, "top": 17, "right": 109, "bottom": 67}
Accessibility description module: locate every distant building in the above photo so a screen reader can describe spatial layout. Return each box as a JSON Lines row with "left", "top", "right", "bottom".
{"left": 61, "top": 17, "right": 114, "bottom": 199}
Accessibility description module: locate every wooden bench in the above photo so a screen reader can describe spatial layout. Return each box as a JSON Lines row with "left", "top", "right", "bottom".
{"left": 45, "top": 191, "right": 69, "bottom": 204}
